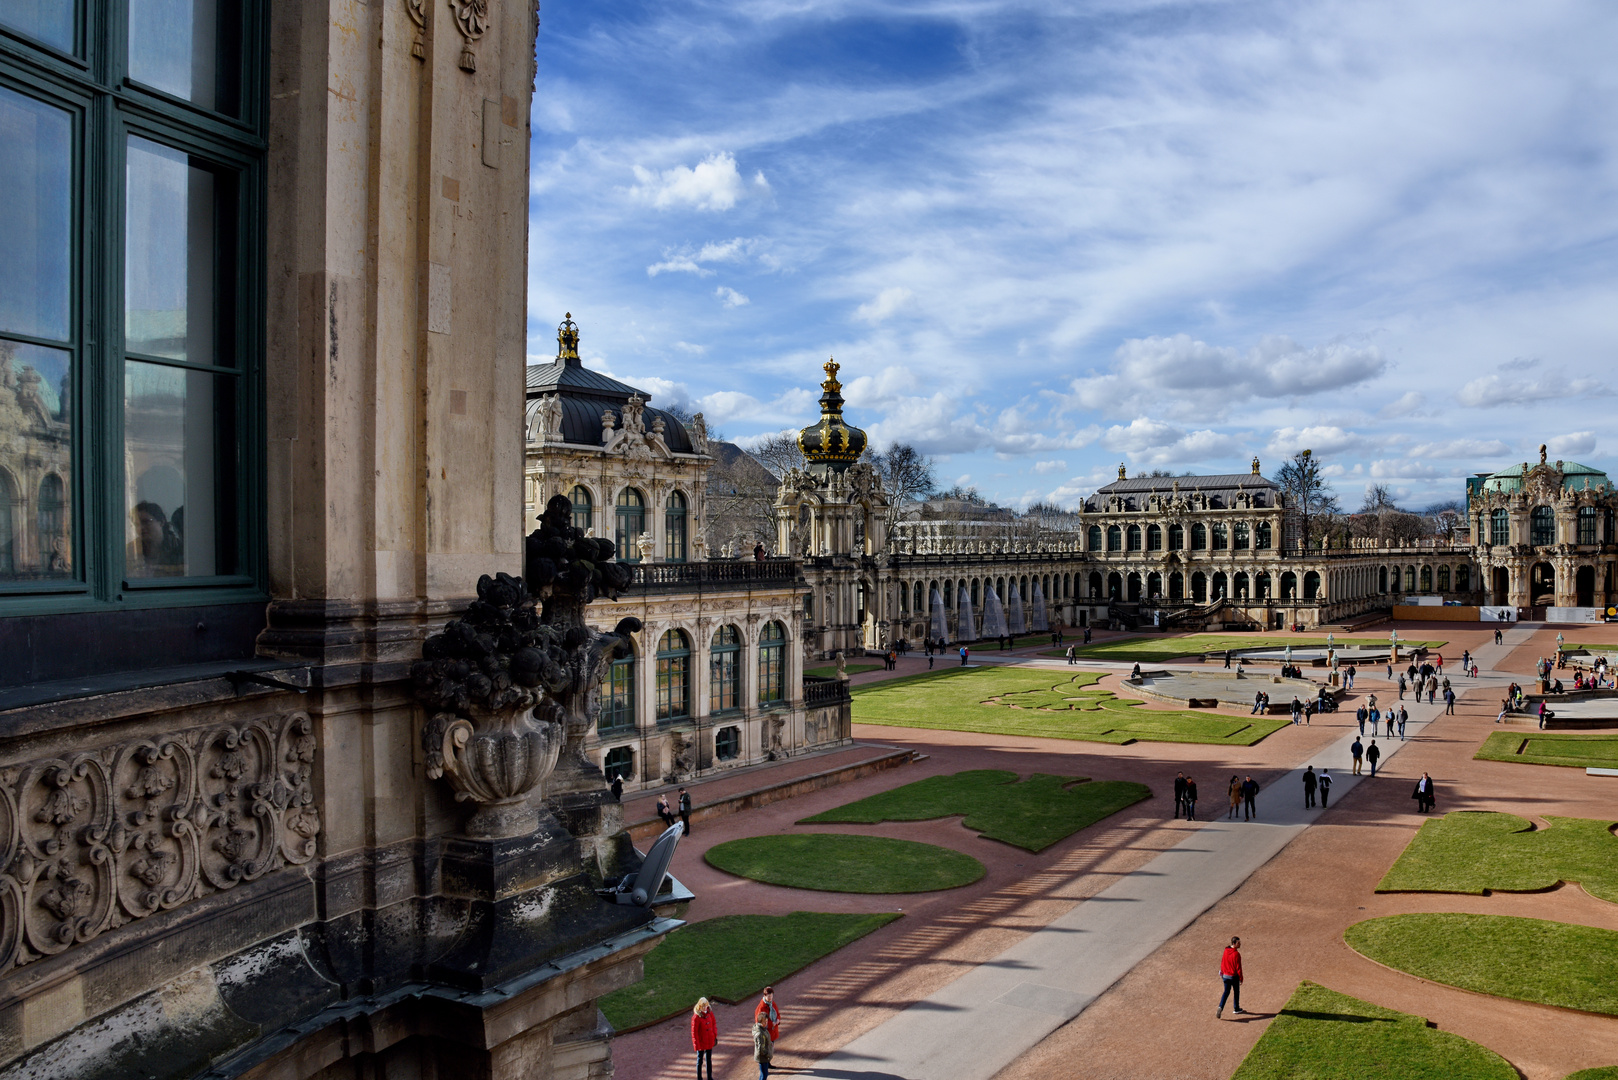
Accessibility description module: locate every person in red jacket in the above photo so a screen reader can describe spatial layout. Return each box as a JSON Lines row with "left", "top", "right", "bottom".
{"left": 1217, "top": 936, "right": 1245, "bottom": 1018}
{"left": 691, "top": 997, "right": 718, "bottom": 1080}
{"left": 753, "top": 987, "right": 781, "bottom": 1079}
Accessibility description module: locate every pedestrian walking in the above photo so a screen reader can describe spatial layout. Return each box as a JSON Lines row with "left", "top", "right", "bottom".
{"left": 1241, "top": 776, "right": 1259, "bottom": 821}
{"left": 1302, "top": 766, "right": 1317, "bottom": 808}
{"left": 1495, "top": 627, "right": 1503, "bottom": 645}
{"left": 692, "top": 998, "right": 718, "bottom": 1080}
{"left": 1224, "top": 649, "right": 1232, "bottom": 669}
{"left": 1398, "top": 673, "right": 1406, "bottom": 700}
{"left": 1216, "top": 937, "right": 1245, "bottom": 1018}
{"left": 1184, "top": 776, "right": 1198, "bottom": 820}
{"left": 1412, "top": 773, "right": 1437, "bottom": 813}
{"left": 1346, "top": 664, "right": 1356, "bottom": 690}
{"left": 1227, "top": 775, "right": 1242, "bottom": 820}
{"left": 753, "top": 988, "right": 780, "bottom": 1080}
{"left": 1174, "top": 772, "right": 1188, "bottom": 819}
{"left": 1385, "top": 708, "right": 1395, "bottom": 739}
{"left": 1356, "top": 705, "right": 1367, "bottom": 735}
{"left": 928, "top": 651, "right": 934, "bottom": 670}
{"left": 1351, "top": 737, "right": 1364, "bottom": 775}
{"left": 1066, "top": 645, "right": 1076, "bottom": 665}
{"left": 960, "top": 645, "right": 969, "bottom": 666}
{"left": 679, "top": 787, "right": 693, "bottom": 836}
{"left": 1367, "top": 739, "right": 1381, "bottom": 777}
{"left": 657, "top": 794, "right": 675, "bottom": 828}
{"left": 1398, "top": 705, "right": 1408, "bottom": 740}
{"left": 1444, "top": 688, "right": 1455, "bottom": 715}
{"left": 1291, "top": 697, "right": 1302, "bottom": 725}
{"left": 1318, "top": 768, "right": 1332, "bottom": 806}
{"left": 1386, "top": 661, "right": 1393, "bottom": 681}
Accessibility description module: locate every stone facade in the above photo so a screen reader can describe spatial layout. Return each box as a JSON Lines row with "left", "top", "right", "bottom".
{"left": 1469, "top": 449, "right": 1617, "bottom": 608}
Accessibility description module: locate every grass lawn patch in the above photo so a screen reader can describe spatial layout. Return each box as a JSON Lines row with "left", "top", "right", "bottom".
{"left": 1377, "top": 811, "right": 1618, "bottom": 903}
{"left": 1475, "top": 731, "right": 1618, "bottom": 770}
{"left": 853, "top": 667, "right": 1290, "bottom": 746}
{"left": 805, "top": 662, "right": 882, "bottom": 678}
{"left": 1231, "top": 981, "right": 1516, "bottom": 1080}
{"left": 706, "top": 833, "right": 985, "bottom": 893}
{"left": 800, "top": 769, "right": 1150, "bottom": 852}
{"left": 598, "top": 911, "right": 900, "bottom": 1031}
{"left": 1037, "top": 633, "right": 1445, "bottom": 665}
{"left": 1347, "top": 913, "right": 1618, "bottom": 1016}
{"left": 1567, "top": 1070, "right": 1618, "bottom": 1079}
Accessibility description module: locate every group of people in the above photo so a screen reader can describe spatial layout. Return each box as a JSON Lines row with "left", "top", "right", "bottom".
{"left": 1355, "top": 701, "right": 1412, "bottom": 740}
{"left": 1399, "top": 670, "right": 1447, "bottom": 704}
{"left": 656, "top": 787, "right": 695, "bottom": 835}
{"left": 691, "top": 987, "right": 781, "bottom": 1080}
{"left": 1225, "top": 775, "right": 1261, "bottom": 820}
{"left": 1349, "top": 736, "right": 1382, "bottom": 775}
{"left": 1172, "top": 772, "right": 1200, "bottom": 819}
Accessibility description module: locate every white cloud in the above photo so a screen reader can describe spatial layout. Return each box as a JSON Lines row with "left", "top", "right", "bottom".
{"left": 672, "top": 341, "right": 707, "bottom": 355}
{"left": 854, "top": 287, "right": 913, "bottom": 324}
{"left": 629, "top": 153, "right": 769, "bottom": 212}
{"left": 1101, "top": 418, "right": 1241, "bottom": 466}
{"left": 1380, "top": 391, "right": 1425, "bottom": 419}
{"left": 1407, "top": 438, "right": 1511, "bottom": 459}
{"left": 1032, "top": 459, "right": 1066, "bottom": 474}
{"left": 1456, "top": 362, "right": 1612, "bottom": 407}
{"left": 1548, "top": 431, "right": 1598, "bottom": 457}
{"left": 648, "top": 237, "right": 763, "bottom": 276}
{"left": 715, "top": 286, "right": 750, "bottom": 308}
{"left": 1265, "top": 425, "right": 1368, "bottom": 457}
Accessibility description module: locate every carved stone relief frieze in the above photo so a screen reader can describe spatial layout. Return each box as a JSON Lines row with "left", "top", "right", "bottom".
{"left": 448, "top": 0, "right": 489, "bottom": 71}
{"left": 0, "top": 712, "right": 320, "bottom": 971}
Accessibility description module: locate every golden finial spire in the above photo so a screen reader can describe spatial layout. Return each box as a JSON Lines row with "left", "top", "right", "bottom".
{"left": 821, "top": 357, "right": 841, "bottom": 394}
{"left": 1251, "top": 455, "right": 1261, "bottom": 475}
{"left": 1118, "top": 463, "right": 1127, "bottom": 480}
{"left": 557, "top": 312, "right": 580, "bottom": 363}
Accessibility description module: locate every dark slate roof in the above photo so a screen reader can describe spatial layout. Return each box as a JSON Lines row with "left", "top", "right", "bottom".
{"left": 1085, "top": 473, "right": 1282, "bottom": 512}
{"left": 525, "top": 360, "right": 695, "bottom": 453}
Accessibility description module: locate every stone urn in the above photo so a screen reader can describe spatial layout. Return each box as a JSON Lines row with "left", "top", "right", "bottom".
{"left": 423, "top": 703, "right": 563, "bottom": 839}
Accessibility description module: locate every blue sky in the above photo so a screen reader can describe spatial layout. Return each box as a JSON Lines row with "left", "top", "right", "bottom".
{"left": 527, "top": 0, "right": 1618, "bottom": 511}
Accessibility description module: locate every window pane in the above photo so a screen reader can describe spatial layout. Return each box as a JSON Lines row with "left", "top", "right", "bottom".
{"left": 124, "top": 360, "right": 236, "bottom": 578}
{"left": 126, "top": 138, "right": 235, "bottom": 366}
{"left": 0, "top": 0, "right": 74, "bottom": 53}
{"left": 0, "top": 342, "right": 73, "bottom": 582}
{"left": 128, "top": 0, "right": 238, "bottom": 112}
{"left": 0, "top": 88, "right": 72, "bottom": 343}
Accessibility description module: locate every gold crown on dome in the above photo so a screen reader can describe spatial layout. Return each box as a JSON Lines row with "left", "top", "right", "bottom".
{"left": 797, "top": 356, "right": 866, "bottom": 471}
{"left": 557, "top": 313, "right": 580, "bottom": 360}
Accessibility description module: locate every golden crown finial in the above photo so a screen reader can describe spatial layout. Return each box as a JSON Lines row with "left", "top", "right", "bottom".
{"left": 557, "top": 312, "right": 580, "bottom": 362}
{"left": 821, "top": 357, "right": 841, "bottom": 393}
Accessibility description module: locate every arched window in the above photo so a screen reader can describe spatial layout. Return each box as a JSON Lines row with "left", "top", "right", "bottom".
{"left": 603, "top": 746, "right": 634, "bottom": 782}
{"left": 1191, "top": 571, "right": 1207, "bottom": 602}
{"left": 655, "top": 629, "right": 691, "bottom": 720}
{"left": 1233, "top": 522, "right": 1249, "bottom": 550}
{"left": 1420, "top": 565, "right": 1432, "bottom": 592}
{"left": 1233, "top": 572, "right": 1249, "bottom": 598}
{"left": 1212, "top": 523, "right": 1228, "bottom": 550}
{"left": 1255, "top": 572, "right": 1270, "bottom": 599}
{"left": 0, "top": 470, "right": 16, "bottom": 577}
{"left": 1490, "top": 508, "right": 1509, "bottom": 546}
{"left": 570, "top": 485, "right": 593, "bottom": 534}
{"left": 36, "top": 474, "right": 65, "bottom": 571}
{"left": 664, "top": 490, "right": 688, "bottom": 562}
{"left": 1389, "top": 565, "right": 1401, "bottom": 593}
{"left": 1379, "top": 566, "right": 1388, "bottom": 593}
{"left": 1106, "top": 525, "right": 1121, "bottom": 552}
{"left": 1438, "top": 565, "right": 1451, "bottom": 591}
{"left": 1281, "top": 571, "right": 1297, "bottom": 599}
{"left": 915, "top": 581, "right": 924, "bottom": 612}
{"left": 1126, "top": 525, "right": 1142, "bottom": 551}
{"left": 1168, "top": 572, "right": 1183, "bottom": 599}
{"left": 759, "top": 621, "right": 786, "bottom": 705}
{"left": 715, "top": 726, "right": 740, "bottom": 761}
{"left": 1530, "top": 506, "right": 1555, "bottom": 547}
{"left": 1191, "top": 523, "right": 1207, "bottom": 550}
{"left": 1088, "top": 571, "right": 1102, "bottom": 597}
{"left": 1212, "top": 572, "right": 1227, "bottom": 599}
{"left": 1087, "top": 525, "right": 1102, "bottom": 551}
{"left": 1578, "top": 506, "right": 1599, "bottom": 545}
{"left": 1255, "top": 522, "right": 1272, "bottom": 549}
{"left": 710, "top": 625, "right": 741, "bottom": 713}
{"left": 1405, "top": 565, "right": 1416, "bottom": 592}
{"left": 1456, "top": 565, "right": 1471, "bottom": 592}
{"left": 598, "top": 646, "right": 636, "bottom": 731}
{"left": 1107, "top": 572, "right": 1122, "bottom": 599}
{"left": 615, "top": 488, "right": 646, "bottom": 562}
{"left": 971, "top": 580, "right": 980, "bottom": 608}
{"left": 1168, "top": 523, "right": 1184, "bottom": 550}
{"left": 1303, "top": 571, "right": 1320, "bottom": 599}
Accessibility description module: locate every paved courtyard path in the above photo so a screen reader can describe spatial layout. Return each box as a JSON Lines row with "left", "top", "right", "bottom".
{"left": 800, "top": 625, "right": 1540, "bottom": 1080}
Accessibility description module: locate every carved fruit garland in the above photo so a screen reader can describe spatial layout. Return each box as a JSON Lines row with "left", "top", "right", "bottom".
{"left": 448, "top": 0, "right": 489, "bottom": 72}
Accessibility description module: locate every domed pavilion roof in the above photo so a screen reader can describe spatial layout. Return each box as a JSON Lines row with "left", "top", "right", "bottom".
{"left": 1479, "top": 451, "right": 1609, "bottom": 495}
{"left": 797, "top": 358, "right": 867, "bottom": 474}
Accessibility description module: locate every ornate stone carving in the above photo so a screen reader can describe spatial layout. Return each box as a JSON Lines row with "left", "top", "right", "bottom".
{"left": 0, "top": 712, "right": 319, "bottom": 971}
{"left": 406, "top": 0, "right": 428, "bottom": 60}
{"left": 448, "top": 0, "right": 488, "bottom": 71}
{"left": 422, "top": 703, "right": 562, "bottom": 838}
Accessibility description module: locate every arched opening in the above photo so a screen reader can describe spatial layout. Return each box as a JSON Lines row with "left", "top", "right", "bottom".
{"left": 1211, "top": 572, "right": 1228, "bottom": 599}
{"left": 1378, "top": 566, "right": 1388, "bottom": 593}
{"left": 1233, "top": 571, "right": 1248, "bottom": 599}
{"left": 759, "top": 621, "right": 786, "bottom": 705}
{"left": 1087, "top": 525, "right": 1102, "bottom": 551}
{"left": 603, "top": 745, "right": 634, "bottom": 783}
{"left": 1420, "top": 565, "right": 1432, "bottom": 592}
{"left": 1576, "top": 565, "right": 1596, "bottom": 607}
{"left": 1107, "top": 525, "right": 1121, "bottom": 552}
{"left": 664, "top": 490, "right": 688, "bottom": 562}
{"left": 570, "top": 484, "right": 593, "bottom": 534}
{"left": 1127, "top": 572, "right": 1142, "bottom": 601}
{"left": 1146, "top": 524, "right": 1162, "bottom": 551}
{"left": 710, "top": 625, "right": 741, "bottom": 713}
{"left": 655, "top": 629, "right": 691, "bottom": 720}
{"left": 1489, "top": 508, "right": 1509, "bottom": 546}
{"left": 1491, "top": 566, "right": 1509, "bottom": 605}
{"left": 1146, "top": 571, "right": 1161, "bottom": 599}
{"left": 1107, "top": 572, "right": 1122, "bottom": 600}
{"left": 1191, "top": 523, "right": 1207, "bottom": 550}
{"left": 1530, "top": 562, "right": 1555, "bottom": 606}
{"left": 1126, "top": 525, "right": 1142, "bottom": 551}
{"left": 1168, "top": 523, "right": 1184, "bottom": 550}
{"left": 0, "top": 470, "right": 16, "bottom": 577}
{"left": 1303, "top": 571, "right": 1320, "bottom": 599}
{"left": 1404, "top": 565, "right": 1416, "bottom": 592}
{"left": 1280, "top": 571, "right": 1296, "bottom": 599}
{"left": 1233, "top": 522, "right": 1249, "bottom": 550}
{"left": 1437, "top": 565, "right": 1450, "bottom": 592}
{"left": 1088, "top": 571, "right": 1103, "bottom": 598}
{"left": 598, "top": 644, "right": 636, "bottom": 731}
{"left": 1456, "top": 565, "right": 1470, "bottom": 592}
{"left": 615, "top": 487, "right": 646, "bottom": 562}
{"left": 1212, "top": 523, "right": 1228, "bottom": 550}
{"left": 1191, "top": 571, "right": 1207, "bottom": 602}
{"left": 36, "top": 473, "right": 65, "bottom": 572}
{"left": 1255, "top": 522, "right": 1272, "bottom": 549}
{"left": 1169, "top": 572, "right": 1183, "bottom": 599}
{"left": 1255, "top": 572, "right": 1270, "bottom": 600}
{"left": 1530, "top": 506, "right": 1555, "bottom": 547}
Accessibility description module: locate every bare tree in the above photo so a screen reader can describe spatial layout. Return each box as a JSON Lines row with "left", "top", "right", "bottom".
{"left": 1275, "top": 449, "right": 1342, "bottom": 551}
{"left": 868, "top": 443, "right": 937, "bottom": 529}
{"left": 749, "top": 431, "right": 806, "bottom": 479}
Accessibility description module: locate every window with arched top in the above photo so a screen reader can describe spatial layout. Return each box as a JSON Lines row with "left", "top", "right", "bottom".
{"left": 1420, "top": 565, "right": 1432, "bottom": 592}
{"left": 655, "top": 629, "right": 691, "bottom": 720}
{"left": 759, "top": 621, "right": 786, "bottom": 706}
{"left": 615, "top": 488, "right": 646, "bottom": 562}
{"left": 1233, "top": 522, "right": 1249, "bottom": 550}
{"left": 570, "top": 485, "right": 593, "bottom": 534}
{"left": 1379, "top": 566, "right": 1388, "bottom": 593}
{"left": 1168, "top": 523, "right": 1184, "bottom": 550}
{"left": 1212, "top": 523, "right": 1228, "bottom": 550}
{"left": 1191, "top": 523, "right": 1207, "bottom": 550}
{"left": 1530, "top": 506, "right": 1555, "bottom": 547}
{"left": 1456, "top": 565, "right": 1470, "bottom": 592}
{"left": 1405, "top": 565, "right": 1416, "bottom": 592}
{"left": 1578, "top": 506, "right": 1598, "bottom": 545}
{"left": 1255, "top": 522, "right": 1272, "bottom": 549}
{"left": 664, "top": 490, "right": 688, "bottom": 562}
{"left": 36, "top": 474, "right": 66, "bottom": 572}
{"left": 603, "top": 745, "right": 634, "bottom": 782}
{"left": 1438, "top": 565, "right": 1451, "bottom": 591}
{"left": 1106, "top": 525, "right": 1121, "bottom": 552}
{"left": 1087, "top": 525, "right": 1102, "bottom": 551}
{"left": 1126, "top": 525, "right": 1142, "bottom": 551}
{"left": 1489, "top": 508, "right": 1509, "bottom": 546}
{"left": 1146, "top": 524, "right": 1162, "bottom": 551}
{"left": 710, "top": 625, "right": 741, "bottom": 713}
{"left": 598, "top": 645, "right": 636, "bottom": 731}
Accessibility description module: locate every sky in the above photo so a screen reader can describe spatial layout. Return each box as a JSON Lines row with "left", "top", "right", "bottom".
{"left": 526, "top": 0, "right": 1618, "bottom": 512}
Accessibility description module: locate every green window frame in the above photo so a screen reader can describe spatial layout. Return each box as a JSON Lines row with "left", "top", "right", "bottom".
{"left": 615, "top": 487, "right": 645, "bottom": 562}
{"left": 603, "top": 745, "right": 633, "bottom": 782}
{"left": 1126, "top": 525, "right": 1141, "bottom": 551}
{"left": 1530, "top": 506, "right": 1555, "bottom": 547}
{"left": 1106, "top": 525, "right": 1120, "bottom": 552}
{"left": 1490, "top": 509, "right": 1509, "bottom": 546}
{"left": 709, "top": 624, "right": 740, "bottom": 713}
{"left": 655, "top": 628, "right": 690, "bottom": 720}
{"left": 1233, "top": 522, "right": 1249, "bottom": 549}
{"left": 1212, "top": 523, "right": 1228, "bottom": 550}
{"left": 1191, "top": 523, "right": 1206, "bottom": 550}
{"left": 598, "top": 648, "right": 636, "bottom": 731}
{"left": 714, "top": 725, "right": 739, "bottom": 761}
{"left": 0, "top": 0, "right": 266, "bottom": 618}
{"left": 570, "top": 485, "right": 593, "bottom": 535}
{"left": 1255, "top": 522, "right": 1272, "bottom": 549}
{"left": 1146, "top": 524, "right": 1161, "bottom": 551}
{"left": 1578, "top": 506, "right": 1598, "bottom": 545}
{"left": 1086, "top": 525, "right": 1101, "bottom": 551}
{"left": 758, "top": 620, "right": 785, "bottom": 706}
{"left": 664, "top": 489, "right": 687, "bottom": 562}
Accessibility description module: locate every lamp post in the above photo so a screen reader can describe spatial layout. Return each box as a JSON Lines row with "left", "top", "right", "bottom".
{"left": 1390, "top": 628, "right": 1400, "bottom": 665}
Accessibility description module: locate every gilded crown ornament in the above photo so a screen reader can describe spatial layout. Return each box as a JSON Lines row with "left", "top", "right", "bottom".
{"left": 797, "top": 357, "right": 867, "bottom": 474}
{"left": 558, "top": 313, "right": 580, "bottom": 362}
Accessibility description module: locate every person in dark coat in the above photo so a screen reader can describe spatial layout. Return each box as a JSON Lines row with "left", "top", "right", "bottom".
{"left": 1318, "top": 769, "right": 1332, "bottom": 807}
{"left": 1302, "top": 766, "right": 1317, "bottom": 809}
{"left": 1173, "top": 772, "right": 1188, "bottom": 819}
{"left": 1183, "top": 776, "right": 1198, "bottom": 820}
{"left": 656, "top": 794, "right": 675, "bottom": 828}
{"left": 1366, "top": 740, "right": 1381, "bottom": 777}
{"left": 1412, "top": 773, "right": 1436, "bottom": 813}
{"left": 678, "top": 787, "right": 693, "bottom": 835}
{"left": 1241, "top": 776, "right": 1260, "bottom": 821}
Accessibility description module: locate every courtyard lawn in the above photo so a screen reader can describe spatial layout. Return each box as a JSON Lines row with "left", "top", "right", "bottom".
{"left": 1037, "top": 633, "right": 1445, "bottom": 665}
{"left": 598, "top": 911, "right": 900, "bottom": 1032}
{"left": 853, "top": 667, "right": 1291, "bottom": 746}
{"left": 1376, "top": 811, "right": 1618, "bottom": 904}
{"left": 800, "top": 769, "right": 1151, "bottom": 852}
{"left": 705, "top": 833, "right": 985, "bottom": 893}
{"left": 1346, "top": 913, "right": 1618, "bottom": 1017}
{"left": 1475, "top": 731, "right": 1618, "bottom": 770}
{"left": 1567, "top": 1070, "right": 1618, "bottom": 1079}
{"left": 805, "top": 662, "right": 883, "bottom": 678}
{"left": 1230, "top": 981, "right": 1517, "bottom": 1080}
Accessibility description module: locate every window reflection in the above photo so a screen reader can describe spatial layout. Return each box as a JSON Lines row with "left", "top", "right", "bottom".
{"left": 126, "top": 138, "right": 229, "bottom": 366}
{"left": 124, "top": 360, "right": 234, "bottom": 578}
{"left": 0, "top": 0, "right": 74, "bottom": 53}
{"left": 0, "top": 342, "right": 73, "bottom": 582}
{"left": 128, "top": 0, "right": 237, "bottom": 113}
{"left": 0, "top": 88, "right": 72, "bottom": 343}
